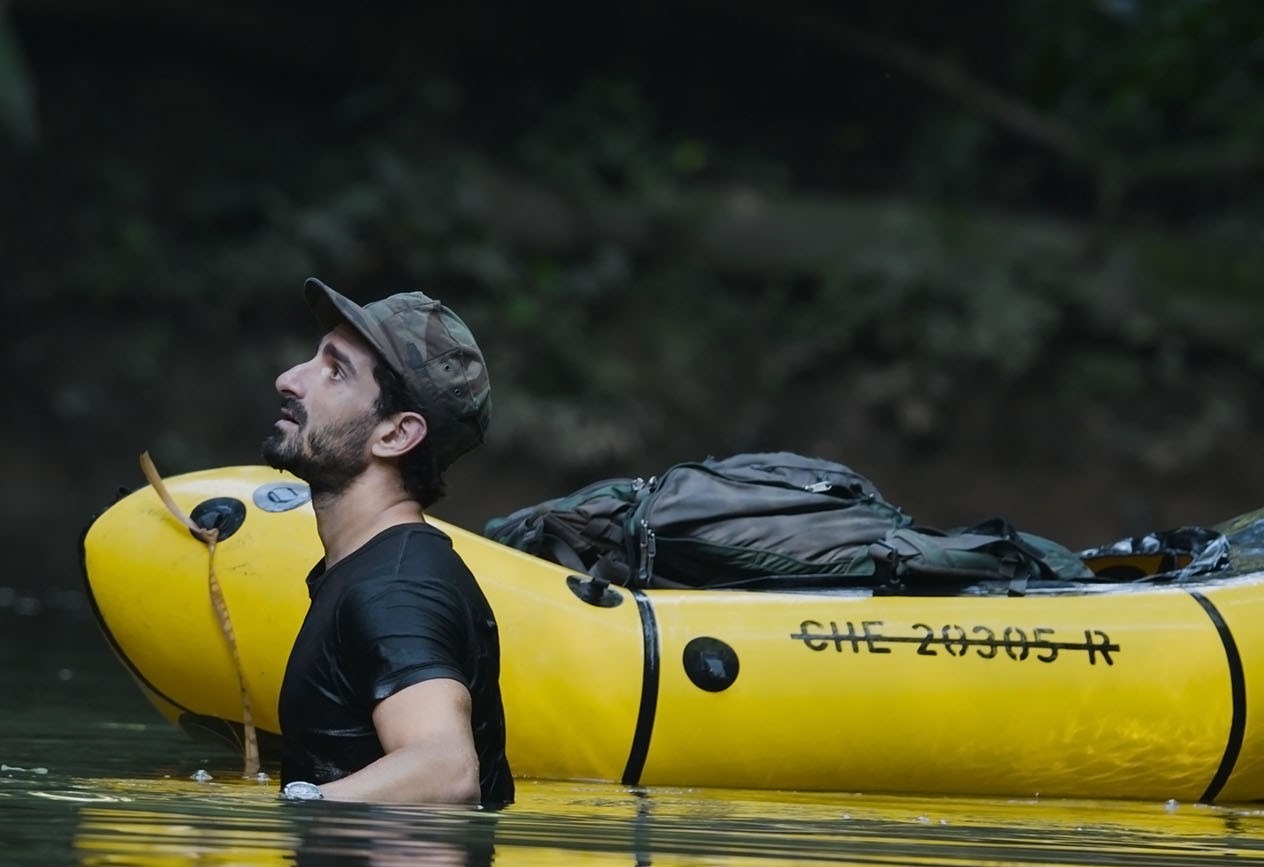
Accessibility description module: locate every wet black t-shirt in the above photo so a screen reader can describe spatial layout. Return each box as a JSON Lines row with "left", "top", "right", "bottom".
{"left": 278, "top": 522, "right": 514, "bottom": 806}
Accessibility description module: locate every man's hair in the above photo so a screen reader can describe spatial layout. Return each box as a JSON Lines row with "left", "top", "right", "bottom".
{"left": 372, "top": 357, "right": 448, "bottom": 508}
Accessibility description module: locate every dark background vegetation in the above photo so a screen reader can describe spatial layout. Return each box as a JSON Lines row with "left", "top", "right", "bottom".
{"left": 4, "top": 0, "right": 1264, "bottom": 616}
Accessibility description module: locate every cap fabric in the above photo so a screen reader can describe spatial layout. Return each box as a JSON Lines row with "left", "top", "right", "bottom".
{"left": 303, "top": 277, "right": 491, "bottom": 470}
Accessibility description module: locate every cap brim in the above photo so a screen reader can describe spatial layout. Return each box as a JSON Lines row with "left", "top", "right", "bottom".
{"left": 303, "top": 277, "right": 394, "bottom": 365}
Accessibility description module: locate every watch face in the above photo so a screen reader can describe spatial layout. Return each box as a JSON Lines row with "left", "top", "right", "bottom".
{"left": 282, "top": 781, "right": 324, "bottom": 800}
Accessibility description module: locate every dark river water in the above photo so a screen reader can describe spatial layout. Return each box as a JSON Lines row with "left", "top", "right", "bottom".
{"left": 6, "top": 603, "right": 1264, "bottom": 866}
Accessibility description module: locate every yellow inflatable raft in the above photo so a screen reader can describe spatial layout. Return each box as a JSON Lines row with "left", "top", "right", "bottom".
{"left": 80, "top": 466, "right": 1264, "bottom": 803}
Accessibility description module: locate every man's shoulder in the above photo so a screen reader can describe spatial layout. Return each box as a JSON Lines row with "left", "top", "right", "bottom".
{"left": 342, "top": 523, "right": 457, "bottom": 573}
{"left": 374, "top": 520, "right": 454, "bottom": 550}
{"left": 337, "top": 524, "right": 475, "bottom": 592}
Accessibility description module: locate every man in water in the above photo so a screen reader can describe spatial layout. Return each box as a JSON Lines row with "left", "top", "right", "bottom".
{"left": 262, "top": 277, "right": 513, "bottom": 806}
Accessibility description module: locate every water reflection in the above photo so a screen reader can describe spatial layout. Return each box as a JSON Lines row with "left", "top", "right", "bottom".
{"left": 73, "top": 789, "right": 501, "bottom": 866}
{"left": 293, "top": 808, "right": 496, "bottom": 866}
{"left": 62, "top": 778, "right": 1264, "bottom": 866}
{"left": 77, "top": 804, "right": 298, "bottom": 865}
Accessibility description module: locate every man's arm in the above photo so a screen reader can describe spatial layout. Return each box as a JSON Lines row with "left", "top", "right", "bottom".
{"left": 316, "top": 677, "right": 481, "bottom": 804}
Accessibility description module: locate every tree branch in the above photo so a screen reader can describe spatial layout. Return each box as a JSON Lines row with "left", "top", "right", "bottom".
{"left": 712, "top": 0, "right": 1102, "bottom": 165}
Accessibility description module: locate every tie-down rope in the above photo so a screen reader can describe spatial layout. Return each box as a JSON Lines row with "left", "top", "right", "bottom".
{"left": 139, "top": 452, "right": 260, "bottom": 777}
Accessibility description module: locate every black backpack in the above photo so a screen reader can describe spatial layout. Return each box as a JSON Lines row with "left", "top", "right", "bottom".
{"left": 485, "top": 452, "right": 1113, "bottom": 593}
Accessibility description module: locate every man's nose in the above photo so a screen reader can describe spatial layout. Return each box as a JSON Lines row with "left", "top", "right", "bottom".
{"left": 275, "top": 361, "right": 305, "bottom": 397}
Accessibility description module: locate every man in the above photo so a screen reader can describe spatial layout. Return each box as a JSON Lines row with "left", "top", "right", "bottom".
{"left": 262, "top": 277, "right": 513, "bottom": 807}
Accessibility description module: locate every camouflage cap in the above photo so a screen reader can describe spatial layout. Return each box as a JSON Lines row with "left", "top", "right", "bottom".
{"left": 303, "top": 277, "right": 491, "bottom": 471}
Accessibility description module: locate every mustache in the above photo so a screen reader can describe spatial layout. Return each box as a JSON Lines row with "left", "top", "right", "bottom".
{"left": 279, "top": 397, "right": 308, "bottom": 427}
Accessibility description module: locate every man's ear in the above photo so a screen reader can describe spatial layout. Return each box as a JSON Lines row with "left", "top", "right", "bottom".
{"left": 372, "top": 411, "right": 428, "bottom": 458}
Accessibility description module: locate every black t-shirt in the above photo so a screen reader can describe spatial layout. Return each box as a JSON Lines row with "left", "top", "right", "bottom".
{"left": 278, "top": 522, "right": 514, "bottom": 806}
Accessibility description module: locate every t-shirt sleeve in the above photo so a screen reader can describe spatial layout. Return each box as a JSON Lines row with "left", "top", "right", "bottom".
{"left": 335, "top": 576, "right": 471, "bottom": 706}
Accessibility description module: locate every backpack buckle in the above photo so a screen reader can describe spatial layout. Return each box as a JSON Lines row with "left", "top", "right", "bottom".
{"left": 636, "top": 520, "right": 657, "bottom": 587}
{"left": 866, "top": 540, "right": 908, "bottom": 595}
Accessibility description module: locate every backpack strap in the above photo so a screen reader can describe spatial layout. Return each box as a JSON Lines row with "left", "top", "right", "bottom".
{"left": 868, "top": 525, "right": 1060, "bottom": 594}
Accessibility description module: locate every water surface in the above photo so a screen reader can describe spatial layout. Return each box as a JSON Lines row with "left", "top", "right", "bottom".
{"left": 5, "top": 606, "right": 1264, "bottom": 865}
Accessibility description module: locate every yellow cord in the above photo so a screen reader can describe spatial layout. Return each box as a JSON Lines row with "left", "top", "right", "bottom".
{"left": 139, "top": 451, "right": 261, "bottom": 777}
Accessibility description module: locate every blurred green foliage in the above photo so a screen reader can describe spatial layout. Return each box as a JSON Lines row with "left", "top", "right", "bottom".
{"left": 4, "top": 0, "right": 1264, "bottom": 497}
{"left": 8, "top": 0, "right": 1264, "bottom": 597}
{"left": 1020, "top": 0, "right": 1264, "bottom": 145}
{"left": 0, "top": 0, "right": 36, "bottom": 149}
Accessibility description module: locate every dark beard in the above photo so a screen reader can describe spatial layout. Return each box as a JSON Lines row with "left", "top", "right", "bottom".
{"left": 262, "top": 405, "right": 377, "bottom": 498}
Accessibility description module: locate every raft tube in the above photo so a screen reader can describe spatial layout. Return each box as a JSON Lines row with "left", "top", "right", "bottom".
{"left": 80, "top": 466, "right": 1264, "bottom": 802}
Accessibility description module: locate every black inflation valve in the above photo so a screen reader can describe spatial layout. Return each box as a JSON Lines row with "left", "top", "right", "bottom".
{"left": 189, "top": 497, "right": 246, "bottom": 542}
{"left": 683, "top": 636, "right": 740, "bottom": 692}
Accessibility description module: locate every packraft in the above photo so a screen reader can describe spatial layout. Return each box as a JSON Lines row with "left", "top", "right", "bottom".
{"left": 79, "top": 465, "right": 1264, "bottom": 800}
{"left": 484, "top": 451, "right": 1213, "bottom": 593}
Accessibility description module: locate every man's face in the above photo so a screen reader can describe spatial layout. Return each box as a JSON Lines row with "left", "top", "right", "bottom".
{"left": 262, "top": 323, "right": 384, "bottom": 496}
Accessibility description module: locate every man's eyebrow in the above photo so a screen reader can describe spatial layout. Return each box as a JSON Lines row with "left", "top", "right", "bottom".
{"left": 322, "top": 340, "right": 358, "bottom": 377}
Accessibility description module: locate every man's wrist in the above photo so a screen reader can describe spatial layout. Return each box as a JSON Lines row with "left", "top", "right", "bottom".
{"left": 281, "top": 780, "right": 324, "bottom": 801}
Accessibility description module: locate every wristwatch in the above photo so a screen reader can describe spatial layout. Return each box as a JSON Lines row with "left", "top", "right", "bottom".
{"left": 281, "top": 781, "right": 325, "bottom": 801}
